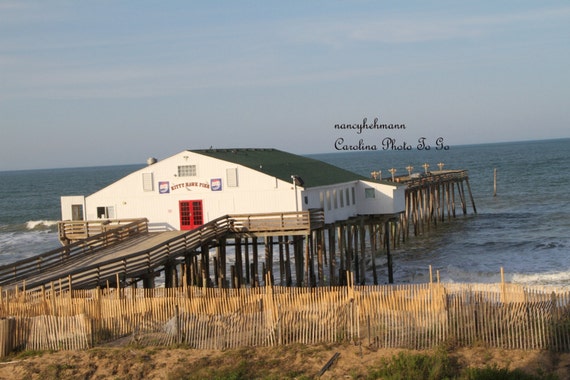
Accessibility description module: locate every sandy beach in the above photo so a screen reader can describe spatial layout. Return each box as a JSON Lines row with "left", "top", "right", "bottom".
{"left": 1, "top": 343, "right": 569, "bottom": 379}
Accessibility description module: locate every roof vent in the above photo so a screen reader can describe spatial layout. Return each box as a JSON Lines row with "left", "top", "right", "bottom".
{"left": 147, "top": 157, "right": 157, "bottom": 165}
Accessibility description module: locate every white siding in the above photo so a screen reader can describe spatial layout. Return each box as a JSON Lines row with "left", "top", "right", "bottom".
{"left": 79, "top": 151, "right": 299, "bottom": 230}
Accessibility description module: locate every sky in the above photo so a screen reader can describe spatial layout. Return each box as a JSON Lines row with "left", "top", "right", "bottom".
{"left": 1, "top": 1, "right": 569, "bottom": 170}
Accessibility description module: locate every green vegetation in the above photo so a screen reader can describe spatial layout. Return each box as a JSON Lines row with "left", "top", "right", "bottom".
{"left": 365, "top": 348, "right": 558, "bottom": 380}
{"left": 367, "top": 348, "right": 460, "bottom": 380}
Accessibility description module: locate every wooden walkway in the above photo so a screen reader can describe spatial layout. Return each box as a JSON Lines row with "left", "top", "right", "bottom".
{"left": 0, "top": 211, "right": 318, "bottom": 292}
{"left": 11, "top": 231, "right": 185, "bottom": 290}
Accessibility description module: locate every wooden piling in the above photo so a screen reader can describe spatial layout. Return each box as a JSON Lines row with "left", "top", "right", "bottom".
{"left": 328, "top": 226, "right": 336, "bottom": 286}
{"left": 284, "top": 236, "right": 292, "bottom": 287}
{"left": 252, "top": 237, "right": 259, "bottom": 287}
{"left": 385, "top": 221, "right": 393, "bottom": 284}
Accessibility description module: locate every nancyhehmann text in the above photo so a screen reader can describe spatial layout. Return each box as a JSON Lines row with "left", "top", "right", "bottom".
{"left": 334, "top": 117, "right": 405, "bottom": 134}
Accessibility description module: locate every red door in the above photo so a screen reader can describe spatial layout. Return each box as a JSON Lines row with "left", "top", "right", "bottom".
{"left": 179, "top": 200, "right": 204, "bottom": 230}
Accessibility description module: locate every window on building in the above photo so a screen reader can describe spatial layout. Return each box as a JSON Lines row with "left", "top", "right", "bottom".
{"left": 352, "top": 187, "right": 356, "bottom": 204}
{"left": 326, "top": 190, "right": 331, "bottom": 210}
{"left": 339, "top": 188, "right": 344, "bottom": 207}
{"left": 142, "top": 172, "right": 154, "bottom": 191}
{"left": 96, "top": 206, "right": 115, "bottom": 219}
{"left": 178, "top": 165, "right": 197, "bottom": 177}
{"left": 320, "top": 192, "right": 324, "bottom": 209}
{"left": 226, "top": 168, "right": 238, "bottom": 187}
{"left": 345, "top": 188, "right": 350, "bottom": 206}
{"left": 365, "top": 188, "right": 375, "bottom": 199}
{"left": 71, "top": 204, "right": 84, "bottom": 221}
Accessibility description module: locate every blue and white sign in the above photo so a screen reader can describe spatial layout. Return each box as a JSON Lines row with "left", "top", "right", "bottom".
{"left": 211, "top": 178, "right": 222, "bottom": 191}
{"left": 159, "top": 181, "right": 170, "bottom": 194}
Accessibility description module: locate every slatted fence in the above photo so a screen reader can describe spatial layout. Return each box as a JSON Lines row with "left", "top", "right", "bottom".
{"left": 1, "top": 282, "right": 570, "bottom": 356}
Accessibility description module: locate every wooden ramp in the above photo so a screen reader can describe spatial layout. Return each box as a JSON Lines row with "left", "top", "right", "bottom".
{"left": 0, "top": 212, "right": 317, "bottom": 292}
{"left": 16, "top": 231, "right": 186, "bottom": 290}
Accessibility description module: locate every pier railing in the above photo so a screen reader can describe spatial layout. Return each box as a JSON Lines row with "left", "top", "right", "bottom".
{"left": 395, "top": 169, "right": 469, "bottom": 188}
{"left": 58, "top": 218, "right": 149, "bottom": 245}
{"left": 228, "top": 211, "right": 313, "bottom": 236}
{"left": 0, "top": 219, "right": 149, "bottom": 288}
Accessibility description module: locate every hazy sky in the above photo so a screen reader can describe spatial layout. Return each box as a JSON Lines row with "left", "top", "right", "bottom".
{"left": 1, "top": 1, "right": 569, "bottom": 170}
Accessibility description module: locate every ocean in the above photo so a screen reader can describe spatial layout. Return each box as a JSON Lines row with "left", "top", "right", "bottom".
{"left": 1, "top": 138, "right": 569, "bottom": 287}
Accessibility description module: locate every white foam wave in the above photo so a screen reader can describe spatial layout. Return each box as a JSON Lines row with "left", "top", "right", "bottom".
{"left": 433, "top": 264, "right": 570, "bottom": 288}
{"left": 0, "top": 229, "right": 61, "bottom": 265}
{"left": 26, "top": 220, "right": 59, "bottom": 230}
{"left": 510, "top": 271, "right": 570, "bottom": 287}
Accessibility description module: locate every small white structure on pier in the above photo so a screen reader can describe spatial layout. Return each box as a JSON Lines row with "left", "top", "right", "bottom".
{"left": 61, "top": 148, "right": 405, "bottom": 230}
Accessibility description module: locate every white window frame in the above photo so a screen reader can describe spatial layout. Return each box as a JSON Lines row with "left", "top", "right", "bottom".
{"left": 178, "top": 165, "right": 197, "bottom": 177}
{"left": 142, "top": 172, "right": 154, "bottom": 191}
{"left": 226, "top": 168, "right": 238, "bottom": 187}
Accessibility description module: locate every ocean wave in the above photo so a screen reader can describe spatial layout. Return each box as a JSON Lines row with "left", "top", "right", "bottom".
{"left": 511, "top": 271, "right": 570, "bottom": 288}
{"left": 437, "top": 264, "right": 570, "bottom": 288}
{"left": 26, "top": 220, "right": 59, "bottom": 231}
{"left": 535, "top": 241, "right": 565, "bottom": 250}
{"left": 0, "top": 229, "right": 61, "bottom": 263}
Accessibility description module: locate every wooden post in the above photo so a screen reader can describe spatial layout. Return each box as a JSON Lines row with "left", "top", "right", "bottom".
{"left": 347, "top": 225, "right": 354, "bottom": 283}
{"left": 465, "top": 177, "right": 477, "bottom": 214}
{"left": 294, "top": 236, "right": 304, "bottom": 287}
{"left": 201, "top": 243, "right": 210, "bottom": 287}
{"left": 265, "top": 237, "right": 273, "bottom": 286}
{"left": 328, "top": 226, "right": 336, "bottom": 286}
{"left": 235, "top": 237, "right": 242, "bottom": 288}
{"left": 309, "top": 233, "right": 316, "bottom": 287}
{"left": 385, "top": 221, "right": 393, "bottom": 284}
{"left": 173, "top": 263, "right": 179, "bottom": 287}
{"left": 244, "top": 238, "right": 250, "bottom": 285}
{"left": 231, "top": 266, "right": 237, "bottom": 288}
{"left": 252, "top": 237, "right": 259, "bottom": 287}
{"left": 278, "top": 236, "right": 285, "bottom": 286}
{"left": 316, "top": 231, "right": 324, "bottom": 286}
{"left": 221, "top": 238, "right": 227, "bottom": 287}
{"left": 142, "top": 271, "right": 155, "bottom": 288}
{"left": 451, "top": 180, "right": 456, "bottom": 218}
{"left": 337, "top": 225, "right": 345, "bottom": 284}
{"left": 353, "top": 223, "right": 360, "bottom": 284}
{"left": 305, "top": 234, "right": 312, "bottom": 286}
{"left": 285, "top": 236, "right": 292, "bottom": 287}
{"left": 370, "top": 223, "right": 378, "bottom": 285}
{"left": 459, "top": 181, "right": 467, "bottom": 215}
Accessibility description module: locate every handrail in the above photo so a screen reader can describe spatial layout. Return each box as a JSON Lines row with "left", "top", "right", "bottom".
{"left": 229, "top": 211, "right": 311, "bottom": 234}
{"left": 58, "top": 218, "right": 147, "bottom": 244}
{"left": 0, "top": 219, "right": 149, "bottom": 287}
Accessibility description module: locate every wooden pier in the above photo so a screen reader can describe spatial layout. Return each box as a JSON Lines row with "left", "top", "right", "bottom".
{"left": 393, "top": 169, "right": 476, "bottom": 241}
{"left": 0, "top": 169, "right": 476, "bottom": 294}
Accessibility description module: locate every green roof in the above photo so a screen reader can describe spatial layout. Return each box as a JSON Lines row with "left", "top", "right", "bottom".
{"left": 192, "top": 148, "right": 367, "bottom": 187}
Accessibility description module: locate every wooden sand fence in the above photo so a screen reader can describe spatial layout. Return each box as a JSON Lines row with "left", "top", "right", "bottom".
{"left": 1, "top": 280, "right": 570, "bottom": 356}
